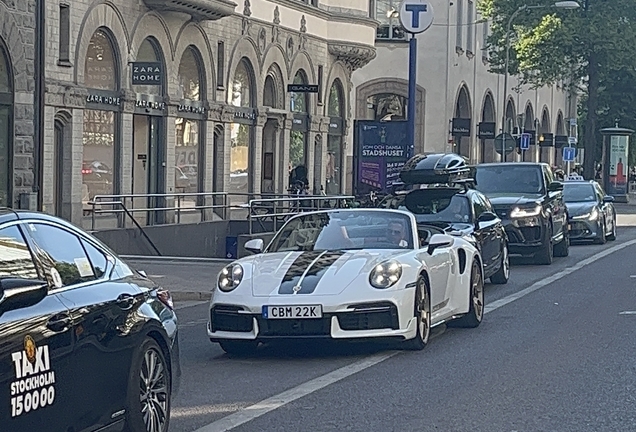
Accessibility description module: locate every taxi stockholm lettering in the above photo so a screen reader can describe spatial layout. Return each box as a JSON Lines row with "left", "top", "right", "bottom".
{"left": 9, "top": 336, "right": 56, "bottom": 417}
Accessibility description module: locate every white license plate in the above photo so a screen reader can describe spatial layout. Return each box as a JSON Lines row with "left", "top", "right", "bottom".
{"left": 262, "top": 305, "right": 323, "bottom": 319}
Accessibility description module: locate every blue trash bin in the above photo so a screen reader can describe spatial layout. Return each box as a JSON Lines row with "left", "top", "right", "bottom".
{"left": 225, "top": 236, "right": 238, "bottom": 259}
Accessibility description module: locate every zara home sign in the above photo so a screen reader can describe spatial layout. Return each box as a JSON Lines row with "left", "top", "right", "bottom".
{"left": 132, "top": 62, "right": 163, "bottom": 85}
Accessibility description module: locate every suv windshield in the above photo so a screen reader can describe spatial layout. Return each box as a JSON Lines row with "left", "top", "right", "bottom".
{"left": 267, "top": 210, "right": 414, "bottom": 252}
{"left": 475, "top": 165, "right": 544, "bottom": 195}
{"left": 563, "top": 183, "right": 596, "bottom": 203}
{"left": 401, "top": 190, "right": 471, "bottom": 223}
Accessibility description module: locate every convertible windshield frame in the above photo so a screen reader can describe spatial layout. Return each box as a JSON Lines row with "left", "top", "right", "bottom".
{"left": 265, "top": 210, "right": 416, "bottom": 253}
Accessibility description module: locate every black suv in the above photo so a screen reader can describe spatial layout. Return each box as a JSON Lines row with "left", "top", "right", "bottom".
{"left": 472, "top": 162, "right": 569, "bottom": 265}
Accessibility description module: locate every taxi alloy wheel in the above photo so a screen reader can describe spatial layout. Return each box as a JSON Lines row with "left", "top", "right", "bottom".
{"left": 140, "top": 347, "right": 169, "bottom": 432}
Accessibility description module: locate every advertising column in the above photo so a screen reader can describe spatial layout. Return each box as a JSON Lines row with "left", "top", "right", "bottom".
{"left": 601, "top": 126, "right": 634, "bottom": 202}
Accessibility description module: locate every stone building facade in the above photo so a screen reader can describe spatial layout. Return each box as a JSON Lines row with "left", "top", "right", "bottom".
{"left": 38, "top": 0, "right": 376, "bottom": 225}
{"left": 0, "top": 0, "right": 37, "bottom": 207}
{"left": 351, "top": 0, "right": 577, "bottom": 168}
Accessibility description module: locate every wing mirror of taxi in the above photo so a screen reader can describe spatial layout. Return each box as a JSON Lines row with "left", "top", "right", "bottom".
{"left": 603, "top": 195, "right": 615, "bottom": 203}
{"left": 0, "top": 278, "right": 48, "bottom": 313}
{"left": 477, "top": 211, "right": 498, "bottom": 224}
{"left": 548, "top": 181, "right": 564, "bottom": 192}
{"left": 427, "top": 234, "right": 454, "bottom": 255}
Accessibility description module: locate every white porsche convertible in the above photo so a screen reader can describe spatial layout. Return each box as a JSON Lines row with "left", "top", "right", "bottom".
{"left": 208, "top": 208, "right": 484, "bottom": 354}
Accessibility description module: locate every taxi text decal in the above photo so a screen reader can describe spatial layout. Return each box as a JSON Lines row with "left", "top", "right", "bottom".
{"left": 9, "top": 335, "right": 56, "bottom": 417}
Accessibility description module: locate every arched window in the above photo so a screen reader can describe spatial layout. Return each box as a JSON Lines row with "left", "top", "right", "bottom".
{"left": 366, "top": 93, "right": 406, "bottom": 121}
{"left": 82, "top": 29, "right": 120, "bottom": 202}
{"left": 290, "top": 70, "right": 308, "bottom": 113}
{"left": 290, "top": 70, "right": 310, "bottom": 179}
{"left": 327, "top": 79, "right": 345, "bottom": 195}
{"left": 175, "top": 46, "right": 206, "bottom": 206}
{"left": 264, "top": 76, "right": 276, "bottom": 108}
{"left": 229, "top": 58, "right": 255, "bottom": 201}
{"left": 0, "top": 41, "right": 13, "bottom": 207}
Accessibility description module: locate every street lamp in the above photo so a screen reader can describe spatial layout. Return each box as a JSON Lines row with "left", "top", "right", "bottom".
{"left": 500, "top": 1, "right": 580, "bottom": 161}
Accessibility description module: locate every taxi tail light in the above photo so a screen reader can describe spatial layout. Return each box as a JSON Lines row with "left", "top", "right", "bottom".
{"left": 157, "top": 289, "right": 174, "bottom": 310}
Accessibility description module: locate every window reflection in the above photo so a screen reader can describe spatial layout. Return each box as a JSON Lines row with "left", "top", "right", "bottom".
{"left": 178, "top": 47, "right": 201, "bottom": 101}
{"left": 84, "top": 29, "right": 116, "bottom": 90}
{"left": 290, "top": 71, "right": 308, "bottom": 113}
{"left": 0, "top": 226, "right": 39, "bottom": 280}
{"left": 229, "top": 59, "right": 254, "bottom": 200}
{"left": 375, "top": 0, "right": 407, "bottom": 40}
{"left": 229, "top": 60, "right": 252, "bottom": 108}
{"left": 366, "top": 93, "right": 407, "bottom": 121}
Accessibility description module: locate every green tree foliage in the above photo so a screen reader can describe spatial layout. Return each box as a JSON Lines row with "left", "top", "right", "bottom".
{"left": 478, "top": 0, "right": 636, "bottom": 177}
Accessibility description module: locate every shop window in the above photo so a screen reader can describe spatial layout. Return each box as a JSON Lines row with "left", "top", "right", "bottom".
{"left": 366, "top": 93, "right": 407, "bottom": 121}
{"left": 327, "top": 80, "right": 345, "bottom": 195}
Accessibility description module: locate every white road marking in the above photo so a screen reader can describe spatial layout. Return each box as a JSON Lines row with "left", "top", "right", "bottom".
{"left": 619, "top": 311, "right": 636, "bottom": 315}
{"left": 175, "top": 300, "right": 208, "bottom": 311}
{"left": 193, "top": 238, "right": 636, "bottom": 432}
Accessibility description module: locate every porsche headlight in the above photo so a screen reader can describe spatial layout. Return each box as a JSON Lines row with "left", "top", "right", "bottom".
{"left": 510, "top": 205, "right": 542, "bottom": 218}
{"left": 218, "top": 264, "right": 244, "bottom": 292}
{"left": 369, "top": 260, "right": 402, "bottom": 289}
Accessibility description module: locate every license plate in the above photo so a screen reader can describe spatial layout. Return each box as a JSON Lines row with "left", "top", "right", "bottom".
{"left": 262, "top": 305, "right": 323, "bottom": 319}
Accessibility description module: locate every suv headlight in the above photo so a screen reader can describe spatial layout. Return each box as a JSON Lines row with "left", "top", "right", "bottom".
{"left": 369, "top": 260, "right": 402, "bottom": 289}
{"left": 218, "top": 264, "right": 244, "bottom": 292}
{"left": 510, "top": 205, "right": 542, "bottom": 218}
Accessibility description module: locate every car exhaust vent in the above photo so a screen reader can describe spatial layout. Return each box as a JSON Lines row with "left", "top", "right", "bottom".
{"left": 457, "top": 249, "right": 467, "bottom": 274}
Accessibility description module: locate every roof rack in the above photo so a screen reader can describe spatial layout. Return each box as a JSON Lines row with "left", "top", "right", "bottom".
{"left": 400, "top": 153, "right": 471, "bottom": 186}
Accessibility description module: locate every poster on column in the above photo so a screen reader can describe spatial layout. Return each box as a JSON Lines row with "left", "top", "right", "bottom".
{"left": 354, "top": 120, "right": 409, "bottom": 195}
{"left": 608, "top": 135, "right": 629, "bottom": 195}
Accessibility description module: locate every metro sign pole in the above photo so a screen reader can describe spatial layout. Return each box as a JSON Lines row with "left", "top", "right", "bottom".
{"left": 399, "top": 0, "right": 434, "bottom": 158}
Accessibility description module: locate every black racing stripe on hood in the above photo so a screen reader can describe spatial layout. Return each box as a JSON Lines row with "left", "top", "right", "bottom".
{"left": 294, "top": 251, "right": 346, "bottom": 294}
{"left": 278, "top": 251, "right": 324, "bottom": 294}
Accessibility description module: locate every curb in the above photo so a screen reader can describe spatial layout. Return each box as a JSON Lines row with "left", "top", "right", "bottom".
{"left": 121, "top": 255, "right": 233, "bottom": 264}
{"left": 171, "top": 291, "right": 212, "bottom": 302}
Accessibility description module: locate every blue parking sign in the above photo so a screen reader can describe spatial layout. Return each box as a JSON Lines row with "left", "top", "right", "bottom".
{"left": 520, "top": 133, "right": 531, "bottom": 150}
{"left": 562, "top": 146, "right": 576, "bottom": 162}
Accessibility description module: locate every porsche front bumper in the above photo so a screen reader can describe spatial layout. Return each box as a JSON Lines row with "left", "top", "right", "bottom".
{"left": 207, "top": 288, "right": 418, "bottom": 342}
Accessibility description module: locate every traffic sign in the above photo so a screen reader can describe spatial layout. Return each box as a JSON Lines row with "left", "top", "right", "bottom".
{"left": 563, "top": 146, "right": 576, "bottom": 162}
{"left": 494, "top": 133, "right": 516, "bottom": 156}
{"left": 568, "top": 136, "right": 577, "bottom": 146}
{"left": 520, "top": 133, "right": 531, "bottom": 150}
{"left": 399, "top": 0, "right": 434, "bottom": 34}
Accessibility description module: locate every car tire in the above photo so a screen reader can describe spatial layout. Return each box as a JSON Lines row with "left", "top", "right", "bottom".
{"left": 554, "top": 230, "right": 570, "bottom": 257}
{"left": 608, "top": 216, "right": 617, "bottom": 241}
{"left": 490, "top": 243, "right": 510, "bottom": 285}
{"left": 594, "top": 220, "right": 607, "bottom": 244}
{"left": 403, "top": 275, "right": 431, "bottom": 351}
{"left": 450, "top": 260, "right": 484, "bottom": 328}
{"left": 218, "top": 340, "right": 259, "bottom": 356}
{"left": 534, "top": 225, "right": 554, "bottom": 265}
{"left": 124, "top": 338, "right": 171, "bottom": 432}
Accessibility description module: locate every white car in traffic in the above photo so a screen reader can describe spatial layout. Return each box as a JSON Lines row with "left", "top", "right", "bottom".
{"left": 207, "top": 208, "right": 484, "bottom": 354}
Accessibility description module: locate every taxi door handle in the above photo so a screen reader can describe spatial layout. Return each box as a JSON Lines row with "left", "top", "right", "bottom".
{"left": 47, "top": 313, "right": 72, "bottom": 332}
{"left": 116, "top": 294, "right": 135, "bottom": 310}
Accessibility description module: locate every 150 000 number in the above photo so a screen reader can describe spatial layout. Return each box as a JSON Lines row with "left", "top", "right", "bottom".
{"left": 11, "top": 386, "right": 55, "bottom": 417}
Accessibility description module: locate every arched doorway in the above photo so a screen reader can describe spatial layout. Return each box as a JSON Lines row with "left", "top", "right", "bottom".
{"left": 453, "top": 86, "right": 472, "bottom": 160}
{"left": 175, "top": 46, "right": 206, "bottom": 210}
{"left": 539, "top": 108, "right": 551, "bottom": 163}
{"left": 132, "top": 37, "right": 167, "bottom": 225}
{"left": 228, "top": 58, "right": 256, "bottom": 206}
{"left": 0, "top": 40, "right": 12, "bottom": 207}
{"left": 83, "top": 29, "right": 121, "bottom": 213}
{"left": 523, "top": 103, "right": 536, "bottom": 162}
{"left": 479, "top": 93, "right": 496, "bottom": 163}
{"left": 289, "top": 69, "right": 310, "bottom": 188}
{"left": 554, "top": 112, "right": 566, "bottom": 166}
{"left": 327, "top": 79, "right": 345, "bottom": 194}
{"left": 262, "top": 64, "right": 284, "bottom": 194}
{"left": 502, "top": 99, "right": 516, "bottom": 162}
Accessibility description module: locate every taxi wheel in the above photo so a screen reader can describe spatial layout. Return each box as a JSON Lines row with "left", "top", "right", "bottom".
{"left": 594, "top": 221, "right": 607, "bottom": 244}
{"left": 125, "top": 338, "right": 171, "bottom": 432}
{"left": 608, "top": 217, "right": 617, "bottom": 241}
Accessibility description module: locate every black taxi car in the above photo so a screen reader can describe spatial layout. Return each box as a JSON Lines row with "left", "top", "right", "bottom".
{"left": 472, "top": 162, "right": 569, "bottom": 265}
{"left": 0, "top": 209, "right": 179, "bottom": 432}
{"left": 377, "top": 153, "right": 510, "bottom": 284}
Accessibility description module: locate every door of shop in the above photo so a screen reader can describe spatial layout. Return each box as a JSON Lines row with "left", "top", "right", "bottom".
{"left": 132, "top": 114, "right": 165, "bottom": 225}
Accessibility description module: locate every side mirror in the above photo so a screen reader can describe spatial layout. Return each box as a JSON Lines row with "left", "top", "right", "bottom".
{"left": 548, "top": 181, "right": 564, "bottom": 192}
{"left": 245, "top": 239, "right": 264, "bottom": 254}
{"left": 0, "top": 278, "right": 48, "bottom": 313}
{"left": 477, "top": 211, "right": 498, "bottom": 225}
{"left": 603, "top": 195, "right": 615, "bottom": 203}
{"left": 427, "top": 234, "right": 455, "bottom": 255}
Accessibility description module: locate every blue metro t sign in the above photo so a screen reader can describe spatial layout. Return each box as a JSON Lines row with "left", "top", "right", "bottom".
{"left": 399, "top": 0, "right": 434, "bottom": 34}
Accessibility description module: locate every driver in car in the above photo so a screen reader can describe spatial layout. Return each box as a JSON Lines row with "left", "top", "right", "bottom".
{"left": 387, "top": 221, "right": 409, "bottom": 248}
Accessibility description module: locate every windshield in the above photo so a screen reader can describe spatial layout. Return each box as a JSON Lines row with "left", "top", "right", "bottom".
{"left": 401, "top": 190, "right": 471, "bottom": 223}
{"left": 563, "top": 183, "right": 596, "bottom": 203}
{"left": 475, "top": 166, "right": 544, "bottom": 195}
{"left": 267, "top": 210, "right": 414, "bottom": 252}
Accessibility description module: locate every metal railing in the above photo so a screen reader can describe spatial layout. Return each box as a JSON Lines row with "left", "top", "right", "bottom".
{"left": 247, "top": 195, "right": 356, "bottom": 234}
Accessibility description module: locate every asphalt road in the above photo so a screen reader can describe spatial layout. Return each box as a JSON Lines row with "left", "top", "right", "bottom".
{"left": 133, "top": 225, "right": 636, "bottom": 432}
